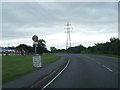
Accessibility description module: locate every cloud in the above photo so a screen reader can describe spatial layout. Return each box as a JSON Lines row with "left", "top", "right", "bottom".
{"left": 2, "top": 2, "right": 118, "bottom": 49}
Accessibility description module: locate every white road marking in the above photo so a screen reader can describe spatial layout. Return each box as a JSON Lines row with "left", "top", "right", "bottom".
{"left": 103, "top": 65, "right": 113, "bottom": 72}
{"left": 94, "top": 61, "right": 113, "bottom": 72}
{"left": 41, "top": 58, "right": 70, "bottom": 90}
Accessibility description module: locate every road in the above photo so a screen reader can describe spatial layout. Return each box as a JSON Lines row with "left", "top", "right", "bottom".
{"left": 47, "top": 54, "right": 118, "bottom": 88}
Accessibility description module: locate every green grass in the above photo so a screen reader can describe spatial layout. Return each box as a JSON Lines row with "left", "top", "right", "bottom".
{"left": 41, "top": 54, "right": 61, "bottom": 66}
{"left": 2, "top": 54, "right": 61, "bottom": 83}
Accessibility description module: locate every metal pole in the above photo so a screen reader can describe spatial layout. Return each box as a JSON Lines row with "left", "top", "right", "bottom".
{"left": 35, "top": 45, "right": 37, "bottom": 55}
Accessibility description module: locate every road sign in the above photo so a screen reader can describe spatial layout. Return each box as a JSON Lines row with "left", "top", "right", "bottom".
{"left": 32, "top": 35, "right": 38, "bottom": 42}
{"left": 33, "top": 56, "right": 42, "bottom": 68}
{"left": 33, "top": 41, "right": 38, "bottom": 45}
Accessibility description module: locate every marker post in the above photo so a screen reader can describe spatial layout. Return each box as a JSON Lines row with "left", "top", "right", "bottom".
{"left": 33, "top": 42, "right": 38, "bottom": 55}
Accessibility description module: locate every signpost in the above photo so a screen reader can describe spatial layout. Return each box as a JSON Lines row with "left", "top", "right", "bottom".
{"left": 32, "top": 56, "right": 41, "bottom": 67}
{"left": 32, "top": 35, "right": 42, "bottom": 68}
{"left": 33, "top": 41, "right": 38, "bottom": 55}
{"left": 32, "top": 35, "right": 38, "bottom": 55}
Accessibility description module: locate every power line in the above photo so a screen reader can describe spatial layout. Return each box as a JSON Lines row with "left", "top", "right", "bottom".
{"left": 65, "top": 22, "right": 72, "bottom": 49}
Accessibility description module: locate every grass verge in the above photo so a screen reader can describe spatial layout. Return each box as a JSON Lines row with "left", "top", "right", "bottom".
{"left": 2, "top": 54, "right": 61, "bottom": 83}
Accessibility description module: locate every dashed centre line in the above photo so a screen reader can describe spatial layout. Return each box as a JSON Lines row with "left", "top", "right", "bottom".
{"left": 95, "top": 61, "right": 113, "bottom": 72}
{"left": 102, "top": 65, "right": 113, "bottom": 72}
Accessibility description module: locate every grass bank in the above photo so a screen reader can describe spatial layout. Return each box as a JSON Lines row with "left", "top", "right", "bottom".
{"left": 2, "top": 54, "right": 61, "bottom": 83}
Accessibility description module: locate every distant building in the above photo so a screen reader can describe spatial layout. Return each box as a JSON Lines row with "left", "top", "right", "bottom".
{"left": 0, "top": 47, "right": 22, "bottom": 56}
{"left": 16, "top": 48, "right": 28, "bottom": 56}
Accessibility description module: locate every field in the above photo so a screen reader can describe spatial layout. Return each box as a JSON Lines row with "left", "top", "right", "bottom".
{"left": 2, "top": 54, "right": 61, "bottom": 83}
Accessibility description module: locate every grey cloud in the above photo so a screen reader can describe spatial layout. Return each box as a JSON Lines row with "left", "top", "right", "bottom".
{"left": 2, "top": 2, "right": 118, "bottom": 40}
{"left": 3, "top": 2, "right": 117, "bottom": 25}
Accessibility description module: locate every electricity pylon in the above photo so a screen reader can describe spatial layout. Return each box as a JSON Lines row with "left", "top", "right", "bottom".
{"left": 65, "top": 22, "right": 72, "bottom": 49}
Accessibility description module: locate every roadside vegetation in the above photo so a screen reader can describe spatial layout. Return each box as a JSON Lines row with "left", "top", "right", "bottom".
{"left": 2, "top": 54, "right": 61, "bottom": 83}
{"left": 84, "top": 37, "right": 120, "bottom": 56}
{"left": 4, "top": 37, "right": 119, "bottom": 58}
{"left": 54, "top": 37, "right": 120, "bottom": 58}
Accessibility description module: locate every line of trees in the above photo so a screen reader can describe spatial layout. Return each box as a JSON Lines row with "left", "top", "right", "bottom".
{"left": 65, "top": 37, "right": 120, "bottom": 55}
{"left": 50, "top": 37, "right": 119, "bottom": 56}
{"left": 3, "top": 37, "right": 120, "bottom": 55}
{"left": 5, "top": 39, "right": 50, "bottom": 55}
{"left": 87, "top": 37, "right": 120, "bottom": 55}
{"left": 67, "top": 44, "right": 86, "bottom": 53}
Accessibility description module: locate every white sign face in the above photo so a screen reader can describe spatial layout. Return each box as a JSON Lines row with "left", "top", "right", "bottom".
{"left": 32, "top": 56, "right": 42, "bottom": 68}
{"left": 33, "top": 42, "right": 38, "bottom": 45}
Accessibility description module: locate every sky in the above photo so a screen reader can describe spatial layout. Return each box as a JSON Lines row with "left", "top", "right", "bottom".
{"left": 1, "top": 2, "right": 118, "bottom": 50}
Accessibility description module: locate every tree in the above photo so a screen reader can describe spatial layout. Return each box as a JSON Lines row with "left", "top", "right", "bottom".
{"left": 50, "top": 47, "right": 57, "bottom": 53}
{"left": 67, "top": 44, "right": 86, "bottom": 53}
{"left": 87, "top": 37, "right": 120, "bottom": 55}
{"left": 56, "top": 49, "right": 66, "bottom": 53}
{"left": 27, "top": 45, "right": 34, "bottom": 53}
{"left": 16, "top": 44, "right": 29, "bottom": 55}
{"left": 16, "top": 44, "right": 28, "bottom": 50}
{"left": 16, "top": 44, "right": 34, "bottom": 54}
{"left": 33, "top": 39, "right": 46, "bottom": 55}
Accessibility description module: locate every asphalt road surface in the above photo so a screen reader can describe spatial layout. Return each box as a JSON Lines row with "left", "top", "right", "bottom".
{"left": 47, "top": 54, "right": 118, "bottom": 88}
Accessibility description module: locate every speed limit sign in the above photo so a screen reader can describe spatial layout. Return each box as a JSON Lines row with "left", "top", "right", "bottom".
{"left": 32, "top": 35, "right": 38, "bottom": 42}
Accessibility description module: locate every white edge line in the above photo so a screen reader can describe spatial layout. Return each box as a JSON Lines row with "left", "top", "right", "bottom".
{"left": 41, "top": 58, "right": 70, "bottom": 90}
{"left": 103, "top": 65, "right": 113, "bottom": 72}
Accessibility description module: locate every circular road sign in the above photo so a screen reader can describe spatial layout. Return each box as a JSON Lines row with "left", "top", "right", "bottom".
{"left": 32, "top": 35, "right": 38, "bottom": 42}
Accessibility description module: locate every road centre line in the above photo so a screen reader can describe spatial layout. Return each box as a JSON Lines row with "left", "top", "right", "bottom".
{"left": 41, "top": 57, "right": 70, "bottom": 90}
{"left": 102, "top": 65, "right": 113, "bottom": 72}
{"left": 94, "top": 61, "right": 113, "bottom": 72}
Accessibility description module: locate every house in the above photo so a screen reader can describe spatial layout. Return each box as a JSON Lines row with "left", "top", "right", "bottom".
{"left": 0, "top": 47, "right": 21, "bottom": 56}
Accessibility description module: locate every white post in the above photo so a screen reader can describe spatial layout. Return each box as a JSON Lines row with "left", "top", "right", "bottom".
{"left": 35, "top": 45, "right": 37, "bottom": 55}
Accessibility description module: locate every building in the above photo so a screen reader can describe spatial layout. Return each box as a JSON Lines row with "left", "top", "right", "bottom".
{"left": 0, "top": 47, "right": 21, "bottom": 56}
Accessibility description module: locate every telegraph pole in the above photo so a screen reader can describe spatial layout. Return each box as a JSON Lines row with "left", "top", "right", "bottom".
{"left": 65, "top": 22, "right": 72, "bottom": 49}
